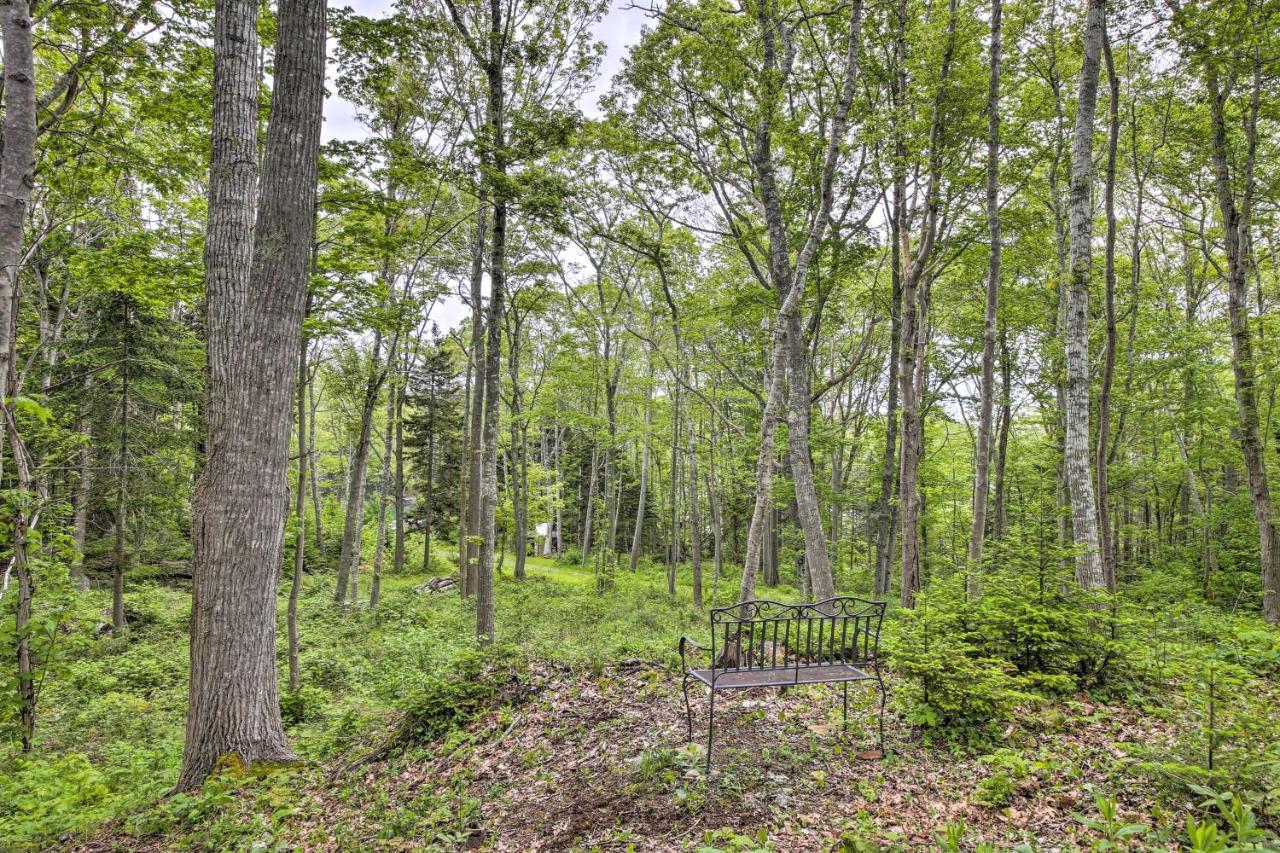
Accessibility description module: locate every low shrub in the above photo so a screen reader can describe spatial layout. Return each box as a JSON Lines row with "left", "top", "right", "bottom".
{"left": 280, "top": 685, "right": 328, "bottom": 727}
{"left": 887, "top": 606, "right": 1028, "bottom": 733}
{"left": 399, "top": 648, "right": 520, "bottom": 737}
{"left": 0, "top": 753, "right": 111, "bottom": 846}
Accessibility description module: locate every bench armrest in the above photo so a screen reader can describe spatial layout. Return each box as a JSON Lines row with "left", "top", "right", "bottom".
{"left": 678, "top": 636, "right": 703, "bottom": 671}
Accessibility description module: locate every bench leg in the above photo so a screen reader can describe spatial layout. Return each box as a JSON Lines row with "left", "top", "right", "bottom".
{"left": 842, "top": 681, "right": 848, "bottom": 728}
{"left": 705, "top": 689, "right": 715, "bottom": 775}
{"left": 874, "top": 667, "right": 887, "bottom": 753}
{"left": 682, "top": 674, "right": 693, "bottom": 742}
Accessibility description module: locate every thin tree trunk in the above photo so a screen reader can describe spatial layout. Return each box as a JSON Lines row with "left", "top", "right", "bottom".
{"left": 423, "top": 418, "right": 436, "bottom": 571}
{"left": 688, "top": 424, "right": 702, "bottom": 608}
{"left": 472, "top": 0, "right": 508, "bottom": 644}
{"left": 741, "top": 336, "right": 787, "bottom": 604}
{"left": 393, "top": 358, "right": 406, "bottom": 576}
{"left": 463, "top": 205, "right": 487, "bottom": 597}
{"left": 993, "top": 325, "right": 1012, "bottom": 540}
{"left": 458, "top": 333, "right": 472, "bottom": 585}
{"left": 553, "top": 426, "right": 563, "bottom": 555}
{"left": 968, "top": 0, "right": 1002, "bottom": 594}
{"left": 603, "top": 359, "right": 621, "bottom": 557}
{"left": 630, "top": 362, "right": 653, "bottom": 571}
{"left": 1094, "top": 30, "right": 1120, "bottom": 593}
{"left": 308, "top": 371, "right": 324, "bottom": 555}
{"left": 873, "top": 233, "right": 902, "bottom": 598}
{"left": 583, "top": 444, "right": 599, "bottom": 565}
{"left": 288, "top": 299, "right": 309, "bottom": 693}
{"left": 179, "top": 0, "right": 324, "bottom": 788}
{"left": 1063, "top": 0, "right": 1106, "bottom": 590}
{"left": 707, "top": 426, "right": 724, "bottom": 604}
{"left": 508, "top": 312, "right": 526, "bottom": 580}
{"left": 335, "top": 341, "right": 383, "bottom": 604}
{"left": 371, "top": 365, "right": 395, "bottom": 607}
{"left": 71, "top": 414, "right": 92, "bottom": 590}
{"left": 113, "top": 314, "right": 131, "bottom": 633}
{"left": 1203, "top": 57, "right": 1279, "bottom": 622}
{"left": 669, "top": 367, "right": 681, "bottom": 571}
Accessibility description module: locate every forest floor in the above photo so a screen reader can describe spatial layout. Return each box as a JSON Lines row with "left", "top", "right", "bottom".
{"left": 67, "top": 655, "right": 1188, "bottom": 852}
{"left": 39, "top": 556, "right": 1236, "bottom": 852}
{"left": 285, "top": 662, "right": 1184, "bottom": 851}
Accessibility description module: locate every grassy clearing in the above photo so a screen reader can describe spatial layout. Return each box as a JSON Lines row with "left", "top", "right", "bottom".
{"left": 0, "top": 550, "right": 728, "bottom": 848}
{"left": 1, "top": 548, "right": 1278, "bottom": 850}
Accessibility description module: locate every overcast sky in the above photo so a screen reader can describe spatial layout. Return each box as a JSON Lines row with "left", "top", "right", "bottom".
{"left": 321, "top": 1, "right": 647, "bottom": 330}
{"left": 323, "top": 0, "right": 647, "bottom": 143}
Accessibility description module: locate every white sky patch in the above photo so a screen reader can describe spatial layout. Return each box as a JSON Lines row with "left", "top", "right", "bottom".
{"left": 321, "top": 1, "right": 648, "bottom": 331}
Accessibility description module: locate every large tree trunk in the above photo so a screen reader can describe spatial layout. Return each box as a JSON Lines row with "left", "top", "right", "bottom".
{"left": 0, "top": 0, "right": 38, "bottom": 751}
{"left": 897, "top": 0, "right": 955, "bottom": 609}
{"left": 740, "top": 0, "right": 863, "bottom": 605}
{"left": 179, "top": 0, "right": 324, "bottom": 789}
{"left": 1063, "top": 0, "right": 1106, "bottom": 590}
{"left": 0, "top": 0, "right": 36, "bottom": 412}
{"left": 967, "top": 0, "right": 1002, "bottom": 593}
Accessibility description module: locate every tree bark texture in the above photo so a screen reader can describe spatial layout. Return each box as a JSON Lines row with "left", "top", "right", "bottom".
{"left": 179, "top": 0, "right": 325, "bottom": 789}
{"left": 1063, "top": 0, "right": 1106, "bottom": 590}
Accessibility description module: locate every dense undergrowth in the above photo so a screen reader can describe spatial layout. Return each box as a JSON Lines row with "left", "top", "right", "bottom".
{"left": 1, "top": 546, "right": 1278, "bottom": 850}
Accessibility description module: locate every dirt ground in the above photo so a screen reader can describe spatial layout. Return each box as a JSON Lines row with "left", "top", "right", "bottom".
{"left": 327, "top": 663, "right": 1179, "bottom": 851}
{"left": 74, "top": 661, "right": 1184, "bottom": 851}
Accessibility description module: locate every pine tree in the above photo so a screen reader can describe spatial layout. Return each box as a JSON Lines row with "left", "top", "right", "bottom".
{"left": 404, "top": 327, "right": 464, "bottom": 573}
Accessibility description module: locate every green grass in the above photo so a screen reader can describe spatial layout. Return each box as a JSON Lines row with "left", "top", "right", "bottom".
{"left": 6, "top": 543, "right": 1277, "bottom": 850}
{"left": 0, "top": 545, "right": 740, "bottom": 849}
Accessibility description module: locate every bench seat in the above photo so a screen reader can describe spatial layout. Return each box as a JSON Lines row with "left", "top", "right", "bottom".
{"left": 688, "top": 663, "right": 872, "bottom": 690}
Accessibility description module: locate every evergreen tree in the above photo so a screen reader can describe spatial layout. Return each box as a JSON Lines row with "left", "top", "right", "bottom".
{"left": 404, "top": 326, "right": 464, "bottom": 572}
{"left": 68, "top": 288, "right": 199, "bottom": 630}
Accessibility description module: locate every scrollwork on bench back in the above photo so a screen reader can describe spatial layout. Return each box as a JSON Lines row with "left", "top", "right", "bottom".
{"left": 707, "top": 597, "right": 885, "bottom": 672}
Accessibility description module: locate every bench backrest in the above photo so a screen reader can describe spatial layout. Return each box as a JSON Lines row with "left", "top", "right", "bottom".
{"left": 708, "top": 597, "right": 885, "bottom": 673}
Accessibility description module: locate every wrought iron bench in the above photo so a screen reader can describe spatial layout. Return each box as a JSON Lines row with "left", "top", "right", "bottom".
{"left": 679, "top": 596, "right": 887, "bottom": 773}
